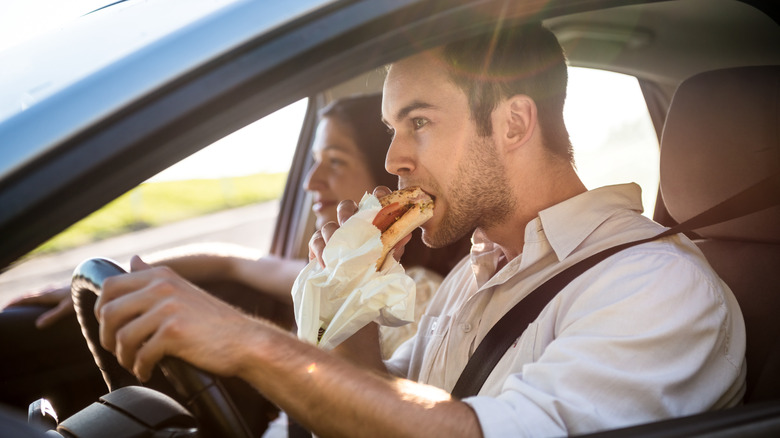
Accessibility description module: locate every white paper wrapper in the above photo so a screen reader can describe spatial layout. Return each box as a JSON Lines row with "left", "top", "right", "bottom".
{"left": 292, "top": 193, "right": 416, "bottom": 350}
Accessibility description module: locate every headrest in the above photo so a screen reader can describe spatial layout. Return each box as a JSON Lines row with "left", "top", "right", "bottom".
{"left": 660, "top": 66, "right": 780, "bottom": 243}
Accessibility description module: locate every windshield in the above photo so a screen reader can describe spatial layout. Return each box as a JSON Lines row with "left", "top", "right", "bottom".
{"left": 0, "top": 0, "right": 243, "bottom": 123}
{"left": 0, "top": 0, "right": 329, "bottom": 185}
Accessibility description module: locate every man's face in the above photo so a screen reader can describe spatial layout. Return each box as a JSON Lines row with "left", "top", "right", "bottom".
{"left": 382, "top": 51, "right": 513, "bottom": 247}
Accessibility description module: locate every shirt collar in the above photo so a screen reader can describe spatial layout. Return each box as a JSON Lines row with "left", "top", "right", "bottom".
{"left": 470, "top": 228, "right": 504, "bottom": 287}
{"left": 539, "top": 183, "right": 644, "bottom": 261}
{"left": 469, "top": 183, "right": 644, "bottom": 286}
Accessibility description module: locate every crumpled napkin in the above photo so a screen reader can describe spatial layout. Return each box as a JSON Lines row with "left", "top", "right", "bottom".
{"left": 292, "top": 192, "right": 416, "bottom": 350}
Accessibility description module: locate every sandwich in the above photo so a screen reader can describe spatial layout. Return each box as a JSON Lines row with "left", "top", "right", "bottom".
{"left": 371, "top": 186, "right": 434, "bottom": 270}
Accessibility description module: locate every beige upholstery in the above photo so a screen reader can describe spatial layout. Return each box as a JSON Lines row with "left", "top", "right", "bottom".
{"left": 660, "top": 66, "right": 780, "bottom": 242}
{"left": 659, "top": 66, "right": 780, "bottom": 403}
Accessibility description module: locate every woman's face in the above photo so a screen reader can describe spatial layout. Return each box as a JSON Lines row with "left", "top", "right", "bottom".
{"left": 304, "top": 117, "right": 377, "bottom": 228}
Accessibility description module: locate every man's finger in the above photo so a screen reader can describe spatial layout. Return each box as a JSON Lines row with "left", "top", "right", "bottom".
{"left": 97, "top": 280, "right": 170, "bottom": 353}
{"left": 308, "top": 228, "right": 328, "bottom": 268}
{"left": 373, "top": 185, "right": 393, "bottom": 199}
{"left": 308, "top": 230, "right": 324, "bottom": 263}
{"left": 337, "top": 200, "right": 358, "bottom": 226}
{"left": 320, "top": 221, "right": 339, "bottom": 243}
{"left": 308, "top": 222, "right": 340, "bottom": 268}
{"left": 112, "top": 296, "right": 181, "bottom": 375}
{"left": 96, "top": 266, "right": 174, "bottom": 318}
{"left": 133, "top": 328, "right": 170, "bottom": 382}
{"left": 114, "top": 305, "right": 166, "bottom": 372}
{"left": 130, "top": 255, "right": 153, "bottom": 272}
{"left": 391, "top": 233, "right": 413, "bottom": 261}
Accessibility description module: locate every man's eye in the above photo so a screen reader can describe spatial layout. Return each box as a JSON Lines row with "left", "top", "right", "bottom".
{"left": 412, "top": 118, "right": 428, "bottom": 129}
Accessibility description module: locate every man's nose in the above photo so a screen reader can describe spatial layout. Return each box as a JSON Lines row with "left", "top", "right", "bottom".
{"left": 385, "top": 136, "right": 416, "bottom": 177}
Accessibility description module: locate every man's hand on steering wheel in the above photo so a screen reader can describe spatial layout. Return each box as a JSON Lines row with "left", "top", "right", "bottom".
{"left": 95, "top": 256, "right": 259, "bottom": 382}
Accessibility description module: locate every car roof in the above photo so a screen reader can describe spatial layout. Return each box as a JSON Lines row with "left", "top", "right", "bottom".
{"left": 547, "top": 0, "right": 780, "bottom": 89}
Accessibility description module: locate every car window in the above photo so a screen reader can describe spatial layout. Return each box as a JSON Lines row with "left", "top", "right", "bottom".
{"left": 0, "top": 99, "right": 307, "bottom": 303}
{"left": 565, "top": 67, "right": 659, "bottom": 217}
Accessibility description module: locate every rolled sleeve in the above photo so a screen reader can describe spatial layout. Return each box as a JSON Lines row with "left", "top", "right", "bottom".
{"left": 464, "top": 394, "right": 567, "bottom": 438}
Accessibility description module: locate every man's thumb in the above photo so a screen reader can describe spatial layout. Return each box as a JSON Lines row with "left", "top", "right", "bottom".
{"left": 130, "top": 255, "right": 152, "bottom": 272}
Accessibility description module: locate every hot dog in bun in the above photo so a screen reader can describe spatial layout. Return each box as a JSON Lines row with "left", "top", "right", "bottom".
{"left": 371, "top": 186, "right": 434, "bottom": 270}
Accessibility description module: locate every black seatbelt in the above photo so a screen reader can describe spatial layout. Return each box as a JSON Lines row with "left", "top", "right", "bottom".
{"left": 288, "top": 418, "right": 310, "bottom": 438}
{"left": 451, "top": 172, "right": 780, "bottom": 398}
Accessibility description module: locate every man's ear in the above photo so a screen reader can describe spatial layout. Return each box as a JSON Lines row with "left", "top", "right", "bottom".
{"left": 501, "top": 95, "right": 537, "bottom": 152}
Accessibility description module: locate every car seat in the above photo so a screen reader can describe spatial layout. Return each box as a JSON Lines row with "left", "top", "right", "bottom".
{"left": 659, "top": 65, "right": 780, "bottom": 404}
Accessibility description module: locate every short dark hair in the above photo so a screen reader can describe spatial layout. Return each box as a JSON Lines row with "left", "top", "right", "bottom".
{"left": 441, "top": 22, "right": 573, "bottom": 162}
{"left": 319, "top": 94, "right": 397, "bottom": 189}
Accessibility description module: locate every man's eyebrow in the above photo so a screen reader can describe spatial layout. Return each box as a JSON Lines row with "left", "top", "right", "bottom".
{"left": 383, "top": 101, "right": 436, "bottom": 125}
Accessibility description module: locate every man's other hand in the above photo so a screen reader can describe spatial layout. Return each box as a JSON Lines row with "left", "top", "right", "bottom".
{"left": 308, "top": 186, "right": 412, "bottom": 267}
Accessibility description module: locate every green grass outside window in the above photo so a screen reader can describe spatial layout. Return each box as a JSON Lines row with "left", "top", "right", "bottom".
{"left": 33, "top": 173, "right": 287, "bottom": 255}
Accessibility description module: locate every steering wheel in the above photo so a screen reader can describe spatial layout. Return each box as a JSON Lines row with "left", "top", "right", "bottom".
{"left": 71, "top": 257, "right": 253, "bottom": 438}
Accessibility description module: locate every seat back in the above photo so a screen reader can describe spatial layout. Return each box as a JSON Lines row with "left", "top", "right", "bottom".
{"left": 660, "top": 65, "right": 780, "bottom": 403}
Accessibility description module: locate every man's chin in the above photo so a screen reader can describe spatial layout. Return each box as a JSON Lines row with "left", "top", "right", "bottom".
{"left": 420, "top": 214, "right": 445, "bottom": 247}
{"left": 420, "top": 224, "right": 450, "bottom": 249}
{"left": 422, "top": 215, "right": 475, "bottom": 249}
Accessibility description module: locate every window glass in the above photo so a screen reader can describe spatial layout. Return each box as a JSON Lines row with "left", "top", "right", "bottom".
{"left": 0, "top": 99, "right": 307, "bottom": 301}
{"left": 565, "top": 67, "right": 659, "bottom": 217}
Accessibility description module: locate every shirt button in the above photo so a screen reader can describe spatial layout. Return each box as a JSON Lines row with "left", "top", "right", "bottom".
{"left": 460, "top": 323, "right": 472, "bottom": 333}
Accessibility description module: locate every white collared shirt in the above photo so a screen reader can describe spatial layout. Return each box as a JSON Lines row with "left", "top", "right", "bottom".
{"left": 386, "top": 183, "right": 746, "bottom": 437}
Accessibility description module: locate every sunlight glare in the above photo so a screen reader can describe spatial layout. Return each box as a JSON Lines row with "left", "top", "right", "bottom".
{"left": 394, "top": 379, "right": 451, "bottom": 409}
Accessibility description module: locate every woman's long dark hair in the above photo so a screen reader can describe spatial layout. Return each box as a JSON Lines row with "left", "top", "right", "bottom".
{"left": 319, "top": 94, "right": 396, "bottom": 190}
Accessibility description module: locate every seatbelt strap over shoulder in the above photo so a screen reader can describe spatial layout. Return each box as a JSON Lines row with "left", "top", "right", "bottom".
{"left": 450, "top": 172, "right": 780, "bottom": 399}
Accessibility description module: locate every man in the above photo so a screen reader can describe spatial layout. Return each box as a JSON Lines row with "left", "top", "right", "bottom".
{"left": 97, "top": 23, "right": 745, "bottom": 437}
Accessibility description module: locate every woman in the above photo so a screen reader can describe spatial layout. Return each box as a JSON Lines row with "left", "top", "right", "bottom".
{"left": 4, "top": 94, "right": 468, "bottom": 360}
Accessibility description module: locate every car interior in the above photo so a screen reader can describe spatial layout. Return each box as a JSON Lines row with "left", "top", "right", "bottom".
{"left": 0, "top": 0, "right": 778, "bottom": 436}
{"left": 573, "top": 64, "right": 780, "bottom": 437}
{"left": 660, "top": 65, "right": 780, "bottom": 404}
